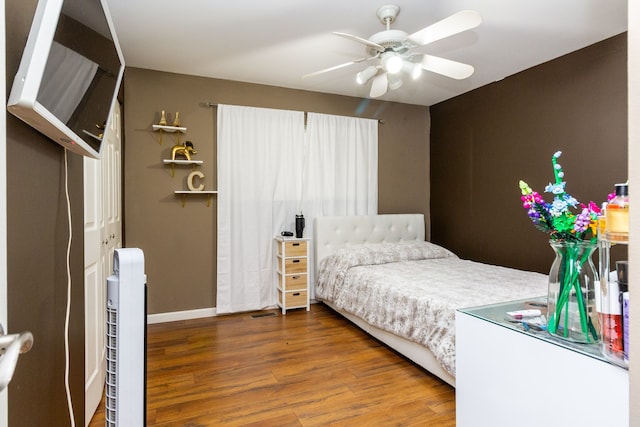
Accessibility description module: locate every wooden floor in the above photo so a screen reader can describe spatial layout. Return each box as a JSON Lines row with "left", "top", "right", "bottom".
{"left": 89, "top": 303, "right": 455, "bottom": 426}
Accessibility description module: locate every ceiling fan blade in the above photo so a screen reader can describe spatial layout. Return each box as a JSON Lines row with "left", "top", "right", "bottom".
{"left": 421, "top": 54, "right": 475, "bottom": 79}
{"left": 407, "top": 10, "right": 481, "bottom": 46}
{"left": 369, "top": 72, "right": 388, "bottom": 98}
{"left": 333, "top": 32, "right": 385, "bottom": 52}
{"left": 302, "top": 57, "right": 370, "bottom": 79}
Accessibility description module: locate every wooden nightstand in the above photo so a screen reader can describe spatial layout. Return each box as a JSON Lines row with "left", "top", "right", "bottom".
{"left": 274, "top": 236, "right": 310, "bottom": 314}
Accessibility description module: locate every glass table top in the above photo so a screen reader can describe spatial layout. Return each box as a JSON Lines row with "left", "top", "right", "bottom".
{"left": 459, "top": 296, "right": 627, "bottom": 368}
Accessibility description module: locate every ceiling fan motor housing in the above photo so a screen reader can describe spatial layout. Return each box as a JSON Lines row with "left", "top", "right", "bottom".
{"left": 367, "top": 30, "right": 409, "bottom": 56}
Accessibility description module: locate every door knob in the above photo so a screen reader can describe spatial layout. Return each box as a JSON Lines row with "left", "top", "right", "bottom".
{"left": 0, "top": 323, "right": 33, "bottom": 391}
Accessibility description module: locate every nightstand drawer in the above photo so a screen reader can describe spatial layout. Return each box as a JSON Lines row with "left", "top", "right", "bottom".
{"left": 278, "top": 290, "right": 307, "bottom": 308}
{"left": 278, "top": 272, "right": 307, "bottom": 290}
{"left": 277, "top": 240, "right": 307, "bottom": 257}
{"left": 284, "top": 258, "right": 307, "bottom": 274}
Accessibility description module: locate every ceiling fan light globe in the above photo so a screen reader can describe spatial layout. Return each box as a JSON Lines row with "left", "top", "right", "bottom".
{"left": 388, "top": 74, "right": 403, "bottom": 90}
{"left": 384, "top": 55, "right": 403, "bottom": 74}
{"left": 356, "top": 66, "right": 378, "bottom": 85}
{"left": 402, "top": 61, "right": 422, "bottom": 80}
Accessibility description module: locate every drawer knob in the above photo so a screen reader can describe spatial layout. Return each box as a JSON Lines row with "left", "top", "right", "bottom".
{"left": 292, "top": 243, "right": 300, "bottom": 247}
{"left": 292, "top": 275, "right": 299, "bottom": 280}
{"left": 293, "top": 292, "right": 300, "bottom": 296}
{"left": 292, "top": 259, "right": 300, "bottom": 263}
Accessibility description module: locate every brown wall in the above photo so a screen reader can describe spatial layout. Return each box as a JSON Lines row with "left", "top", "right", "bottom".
{"left": 430, "top": 34, "right": 628, "bottom": 273}
{"left": 6, "top": 0, "right": 85, "bottom": 425}
{"left": 123, "top": 68, "right": 430, "bottom": 314}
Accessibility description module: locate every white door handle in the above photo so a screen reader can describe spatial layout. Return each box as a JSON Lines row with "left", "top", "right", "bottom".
{"left": 0, "top": 323, "right": 33, "bottom": 392}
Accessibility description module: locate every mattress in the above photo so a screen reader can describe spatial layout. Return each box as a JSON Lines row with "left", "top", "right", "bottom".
{"left": 315, "top": 241, "right": 548, "bottom": 375}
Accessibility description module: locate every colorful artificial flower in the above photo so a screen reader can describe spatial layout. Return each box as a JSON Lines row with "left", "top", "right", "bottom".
{"left": 518, "top": 151, "right": 601, "bottom": 242}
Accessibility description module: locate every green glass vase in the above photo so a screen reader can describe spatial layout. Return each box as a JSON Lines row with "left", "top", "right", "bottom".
{"left": 546, "top": 240, "right": 600, "bottom": 343}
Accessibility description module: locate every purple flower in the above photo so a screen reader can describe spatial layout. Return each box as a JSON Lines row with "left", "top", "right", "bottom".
{"left": 528, "top": 209, "right": 541, "bottom": 221}
{"left": 574, "top": 208, "right": 591, "bottom": 233}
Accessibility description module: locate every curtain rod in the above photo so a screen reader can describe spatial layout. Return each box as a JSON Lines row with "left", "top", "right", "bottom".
{"left": 202, "top": 101, "right": 384, "bottom": 124}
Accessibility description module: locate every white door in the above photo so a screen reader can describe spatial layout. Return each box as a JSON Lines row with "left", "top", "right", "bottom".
{"left": 103, "top": 102, "right": 122, "bottom": 274}
{"left": 84, "top": 102, "right": 122, "bottom": 425}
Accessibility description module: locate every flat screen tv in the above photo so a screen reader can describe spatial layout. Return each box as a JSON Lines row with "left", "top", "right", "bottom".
{"left": 8, "top": 0, "right": 125, "bottom": 159}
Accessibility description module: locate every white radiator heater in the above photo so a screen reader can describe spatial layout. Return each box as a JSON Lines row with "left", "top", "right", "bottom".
{"left": 106, "top": 248, "right": 147, "bottom": 426}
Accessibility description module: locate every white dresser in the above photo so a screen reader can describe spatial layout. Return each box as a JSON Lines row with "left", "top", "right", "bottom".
{"left": 456, "top": 298, "right": 629, "bottom": 427}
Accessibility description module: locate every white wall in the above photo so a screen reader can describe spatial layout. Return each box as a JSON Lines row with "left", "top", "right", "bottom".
{"left": 629, "top": 1, "right": 639, "bottom": 426}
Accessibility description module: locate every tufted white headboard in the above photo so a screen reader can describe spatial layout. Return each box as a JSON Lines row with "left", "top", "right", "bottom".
{"left": 313, "top": 214, "right": 425, "bottom": 272}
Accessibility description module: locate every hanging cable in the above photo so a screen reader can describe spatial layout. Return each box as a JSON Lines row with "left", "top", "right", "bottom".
{"left": 63, "top": 149, "right": 76, "bottom": 427}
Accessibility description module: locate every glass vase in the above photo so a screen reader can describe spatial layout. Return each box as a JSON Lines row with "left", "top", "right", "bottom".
{"left": 546, "top": 240, "right": 600, "bottom": 343}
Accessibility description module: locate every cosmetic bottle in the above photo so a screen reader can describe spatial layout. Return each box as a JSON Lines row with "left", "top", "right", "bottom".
{"left": 598, "top": 202, "right": 607, "bottom": 237}
{"left": 617, "top": 261, "right": 629, "bottom": 362}
{"left": 605, "top": 183, "right": 629, "bottom": 242}
{"left": 623, "top": 292, "right": 630, "bottom": 362}
{"left": 599, "top": 271, "right": 623, "bottom": 356}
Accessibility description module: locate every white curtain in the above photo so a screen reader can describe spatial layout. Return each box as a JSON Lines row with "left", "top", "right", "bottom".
{"left": 301, "top": 113, "right": 378, "bottom": 298}
{"left": 302, "top": 112, "right": 378, "bottom": 216}
{"left": 217, "top": 106, "right": 377, "bottom": 313}
{"left": 217, "top": 105, "right": 305, "bottom": 314}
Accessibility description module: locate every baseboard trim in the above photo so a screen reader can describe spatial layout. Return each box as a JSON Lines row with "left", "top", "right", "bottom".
{"left": 147, "top": 300, "right": 320, "bottom": 324}
{"left": 147, "top": 307, "right": 217, "bottom": 324}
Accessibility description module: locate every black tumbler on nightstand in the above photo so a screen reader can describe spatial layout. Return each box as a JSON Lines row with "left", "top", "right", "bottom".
{"left": 295, "top": 213, "right": 305, "bottom": 238}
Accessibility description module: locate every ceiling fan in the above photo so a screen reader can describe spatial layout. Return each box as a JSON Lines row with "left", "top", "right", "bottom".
{"left": 303, "top": 4, "right": 481, "bottom": 98}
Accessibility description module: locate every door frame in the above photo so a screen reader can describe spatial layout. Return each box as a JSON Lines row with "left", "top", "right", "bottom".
{"left": 1, "top": 0, "right": 9, "bottom": 425}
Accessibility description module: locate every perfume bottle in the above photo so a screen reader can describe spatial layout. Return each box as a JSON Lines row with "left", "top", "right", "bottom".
{"left": 598, "top": 202, "right": 607, "bottom": 237}
{"left": 605, "top": 183, "right": 629, "bottom": 242}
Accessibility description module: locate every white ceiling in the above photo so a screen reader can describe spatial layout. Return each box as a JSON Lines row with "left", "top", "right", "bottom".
{"left": 104, "top": 0, "right": 627, "bottom": 107}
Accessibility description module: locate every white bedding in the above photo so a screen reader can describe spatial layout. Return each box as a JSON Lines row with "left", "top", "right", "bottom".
{"left": 316, "top": 241, "right": 548, "bottom": 376}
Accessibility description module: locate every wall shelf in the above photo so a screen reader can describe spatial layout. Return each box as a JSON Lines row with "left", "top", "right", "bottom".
{"left": 162, "top": 159, "right": 202, "bottom": 165}
{"left": 162, "top": 159, "right": 202, "bottom": 177}
{"left": 152, "top": 124, "right": 187, "bottom": 145}
{"left": 152, "top": 125, "right": 187, "bottom": 133}
{"left": 174, "top": 190, "right": 218, "bottom": 207}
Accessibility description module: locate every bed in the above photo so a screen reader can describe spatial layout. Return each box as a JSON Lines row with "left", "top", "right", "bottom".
{"left": 313, "top": 214, "right": 548, "bottom": 387}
